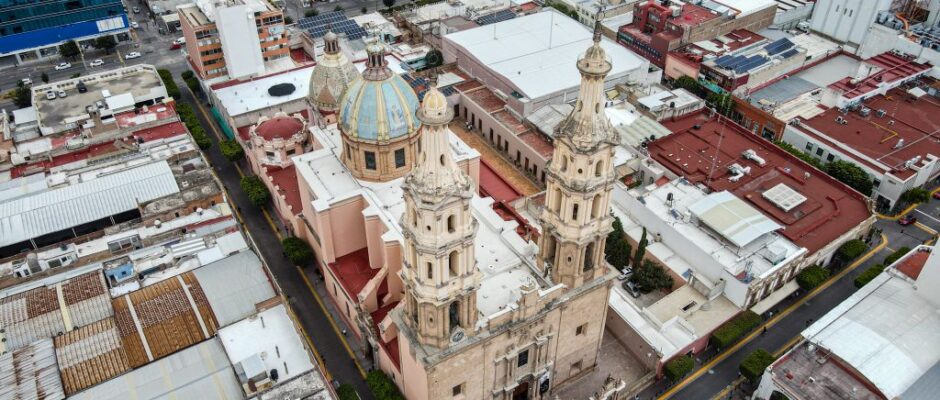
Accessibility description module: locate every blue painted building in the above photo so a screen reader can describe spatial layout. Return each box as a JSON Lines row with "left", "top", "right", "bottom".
{"left": 0, "top": 0, "right": 129, "bottom": 62}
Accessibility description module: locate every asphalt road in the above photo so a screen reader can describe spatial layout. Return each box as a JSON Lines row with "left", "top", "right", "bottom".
{"left": 641, "top": 210, "right": 935, "bottom": 400}
{"left": 176, "top": 86, "right": 375, "bottom": 399}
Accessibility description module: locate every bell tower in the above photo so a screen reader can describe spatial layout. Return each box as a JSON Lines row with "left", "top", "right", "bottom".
{"left": 400, "top": 83, "right": 481, "bottom": 348}
{"left": 537, "top": 20, "right": 618, "bottom": 289}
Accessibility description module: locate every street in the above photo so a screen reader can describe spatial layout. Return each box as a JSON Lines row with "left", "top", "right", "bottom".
{"left": 641, "top": 205, "right": 936, "bottom": 400}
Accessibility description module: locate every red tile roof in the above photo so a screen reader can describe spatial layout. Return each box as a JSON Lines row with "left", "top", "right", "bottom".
{"left": 463, "top": 86, "right": 505, "bottom": 113}
{"left": 519, "top": 131, "right": 554, "bottom": 157}
{"left": 370, "top": 300, "right": 401, "bottom": 370}
{"left": 895, "top": 249, "right": 930, "bottom": 280}
{"left": 650, "top": 112, "right": 872, "bottom": 253}
{"left": 327, "top": 248, "right": 378, "bottom": 302}
{"left": 264, "top": 164, "right": 302, "bottom": 214}
{"left": 479, "top": 159, "right": 523, "bottom": 203}
{"left": 797, "top": 88, "right": 940, "bottom": 180}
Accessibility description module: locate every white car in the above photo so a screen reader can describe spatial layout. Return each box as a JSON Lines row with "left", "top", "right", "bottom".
{"left": 173, "top": 37, "right": 185, "bottom": 45}
{"left": 57, "top": 90, "right": 67, "bottom": 98}
{"left": 89, "top": 59, "right": 104, "bottom": 67}
{"left": 130, "top": 21, "right": 139, "bottom": 29}
{"left": 45, "top": 91, "right": 56, "bottom": 100}
{"left": 21, "top": 78, "right": 32, "bottom": 86}
{"left": 124, "top": 51, "right": 141, "bottom": 60}
{"left": 54, "top": 62, "right": 71, "bottom": 70}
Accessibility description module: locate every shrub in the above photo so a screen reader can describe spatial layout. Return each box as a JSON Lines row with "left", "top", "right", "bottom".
{"left": 796, "top": 265, "right": 829, "bottom": 291}
{"left": 826, "top": 160, "right": 873, "bottom": 196}
{"left": 305, "top": 9, "right": 319, "bottom": 17}
{"left": 184, "top": 76, "right": 201, "bottom": 94}
{"left": 366, "top": 370, "right": 404, "bottom": 400}
{"left": 633, "top": 260, "right": 673, "bottom": 293}
{"left": 740, "top": 349, "right": 776, "bottom": 383}
{"left": 770, "top": 391, "right": 790, "bottom": 400}
{"left": 283, "top": 237, "right": 314, "bottom": 266}
{"left": 884, "top": 246, "right": 911, "bottom": 266}
{"left": 836, "top": 239, "right": 867, "bottom": 262}
{"left": 854, "top": 264, "right": 885, "bottom": 288}
{"left": 240, "top": 176, "right": 270, "bottom": 207}
{"left": 664, "top": 355, "right": 694, "bottom": 381}
{"left": 333, "top": 5, "right": 343, "bottom": 12}
{"left": 711, "top": 311, "right": 761, "bottom": 349}
{"left": 181, "top": 70, "right": 194, "bottom": 80}
{"left": 336, "top": 384, "right": 358, "bottom": 400}
{"left": 175, "top": 102, "right": 212, "bottom": 149}
{"left": 158, "top": 69, "right": 181, "bottom": 99}
{"left": 900, "top": 187, "right": 930, "bottom": 204}
{"left": 220, "top": 139, "right": 244, "bottom": 161}
{"left": 12, "top": 83, "right": 30, "bottom": 108}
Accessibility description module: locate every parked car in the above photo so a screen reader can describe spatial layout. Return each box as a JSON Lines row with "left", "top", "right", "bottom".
{"left": 45, "top": 90, "right": 56, "bottom": 100}
{"left": 54, "top": 62, "right": 71, "bottom": 70}
{"left": 899, "top": 215, "right": 917, "bottom": 226}
{"left": 173, "top": 37, "right": 185, "bottom": 45}
{"left": 170, "top": 43, "right": 181, "bottom": 50}
{"left": 57, "top": 90, "right": 67, "bottom": 98}
{"left": 21, "top": 78, "right": 32, "bottom": 86}
{"left": 89, "top": 59, "right": 104, "bottom": 67}
{"left": 132, "top": 6, "right": 140, "bottom": 13}
{"left": 76, "top": 81, "right": 87, "bottom": 93}
{"left": 933, "top": 191, "right": 940, "bottom": 200}
{"left": 130, "top": 21, "right": 139, "bottom": 29}
{"left": 622, "top": 280, "right": 641, "bottom": 298}
{"left": 617, "top": 267, "right": 633, "bottom": 281}
{"left": 124, "top": 51, "right": 141, "bottom": 60}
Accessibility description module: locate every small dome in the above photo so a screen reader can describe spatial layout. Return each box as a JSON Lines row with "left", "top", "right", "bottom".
{"left": 417, "top": 85, "right": 451, "bottom": 125}
{"left": 308, "top": 32, "right": 360, "bottom": 112}
{"left": 255, "top": 115, "right": 305, "bottom": 140}
{"left": 339, "top": 42, "right": 420, "bottom": 141}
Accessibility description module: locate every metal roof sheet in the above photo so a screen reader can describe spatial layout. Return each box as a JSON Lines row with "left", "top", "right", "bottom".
{"left": 192, "top": 250, "right": 276, "bottom": 327}
{"left": 0, "top": 161, "right": 179, "bottom": 247}
{"left": 688, "top": 191, "right": 782, "bottom": 248}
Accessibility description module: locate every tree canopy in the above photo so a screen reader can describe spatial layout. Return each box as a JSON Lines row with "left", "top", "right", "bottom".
{"left": 826, "top": 160, "right": 873, "bottom": 196}
{"left": 59, "top": 40, "right": 80, "bottom": 59}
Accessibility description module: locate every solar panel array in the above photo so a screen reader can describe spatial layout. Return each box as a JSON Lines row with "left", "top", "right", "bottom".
{"left": 297, "top": 11, "right": 368, "bottom": 40}
{"left": 402, "top": 73, "right": 457, "bottom": 99}
{"left": 779, "top": 48, "right": 799, "bottom": 59}
{"left": 476, "top": 9, "right": 516, "bottom": 25}
{"left": 765, "top": 38, "right": 794, "bottom": 56}
{"left": 733, "top": 55, "right": 768, "bottom": 73}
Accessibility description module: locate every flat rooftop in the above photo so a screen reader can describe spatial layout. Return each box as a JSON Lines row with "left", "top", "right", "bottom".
{"left": 828, "top": 53, "right": 931, "bottom": 101}
{"left": 213, "top": 66, "right": 313, "bottom": 117}
{"left": 796, "top": 87, "right": 940, "bottom": 179}
{"left": 771, "top": 341, "right": 883, "bottom": 400}
{"left": 651, "top": 112, "right": 872, "bottom": 253}
{"left": 445, "top": 9, "right": 647, "bottom": 100}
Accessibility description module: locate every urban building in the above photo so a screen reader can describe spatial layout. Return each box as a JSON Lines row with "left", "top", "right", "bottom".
{"left": 663, "top": 29, "right": 767, "bottom": 81}
{"left": 754, "top": 244, "right": 940, "bottom": 400}
{"left": 617, "top": 0, "right": 777, "bottom": 67}
{"left": 772, "top": 0, "right": 815, "bottom": 30}
{"left": 0, "top": 0, "right": 129, "bottom": 66}
{"left": 698, "top": 36, "right": 810, "bottom": 94}
{"left": 808, "top": 0, "right": 893, "bottom": 49}
{"left": 178, "top": 0, "right": 288, "bottom": 80}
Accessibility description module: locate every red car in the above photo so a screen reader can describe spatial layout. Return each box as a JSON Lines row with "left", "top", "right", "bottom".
{"left": 933, "top": 191, "right": 940, "bottom": 200}
{"left": 170, "top": 43, "right": 181, "bottom": 50}
{"left": 899, "top": 215, "right": 917, "bottom": 225}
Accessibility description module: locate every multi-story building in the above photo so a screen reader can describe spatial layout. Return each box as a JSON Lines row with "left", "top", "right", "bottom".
{"left": 0, "top": 0, "right": 129, "bottom": 66}
{"left": 178, "top": 0, "right": 288, "bottom": 80}
{"left": 617, "top": 0, "right": 776, "bottom": 67}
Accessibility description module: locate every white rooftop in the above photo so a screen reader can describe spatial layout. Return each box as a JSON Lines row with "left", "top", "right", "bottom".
{"left": 0, "top": 160, "right": 180, "bottom": 247}
{"left": 803, "top": 249, "right": 940, "bottom": 399}
{"left": 218, "top": 304, "right": 319, "bottom": 390}
{"left": 293, "top": 123, "right": 545, "bottom": 319}
{"left": 444, "top": 9, "right": 647, "bottom": 100}
{"left": 688, "top": 190, "right": 783, "bottom": 248}
{"left": 636, "top": 88, "right": 701, "bottom": 112}
{"left": 213, "top": 66, "right": 313, "bottom": 116}
{"left": 704, "top": 0, "right": 776, "bottom": 18}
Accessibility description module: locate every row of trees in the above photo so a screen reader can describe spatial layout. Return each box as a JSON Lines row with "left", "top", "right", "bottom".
{"left": 57, "top": 37, "right": 117, "bottom": 60}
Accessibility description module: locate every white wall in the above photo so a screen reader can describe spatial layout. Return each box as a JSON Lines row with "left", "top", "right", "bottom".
{"left": 809, "top": 0, "right": 892, "bottom": 46}
{"left": 216, "top": 5, "right": 265, "bottom": 80}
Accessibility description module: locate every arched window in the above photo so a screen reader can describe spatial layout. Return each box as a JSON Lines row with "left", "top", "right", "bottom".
{"left": 544, "top": 234, "right": 557, "bottom": 264}
{"left": 595, "top": 160, "right": 604, "bottom": 177}
{"left": 572, "top": 203, "right": 580, "bottom": 221}
{"left": 560, "top": 156, "right": 568, "bottom": 172}
{"left": 591, "top": 194, "right": 601, "bottom": 219}
{"left": 447, "top": 215, "right": 456, "bottom": 233}
{"left": 552, "top": 189, "right": 562, "bottom": 212}
{"left": 426, "top": 262, "right": 433, "bottom": 280}
{"left": 449, "top": 301, "right": 460, "bottom": 331}
{"left": 584, "top": 242, "right": 595, "bottom": 271}
{"left": 449, "top": 251, "right": 459, "bottom": 277}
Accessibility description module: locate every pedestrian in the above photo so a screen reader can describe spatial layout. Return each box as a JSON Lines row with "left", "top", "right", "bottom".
{"left": 762, "top": 326, "right": 767, "bottom": 335}
{"left": 342, "top": 328, "right": 347, "bottom": 336}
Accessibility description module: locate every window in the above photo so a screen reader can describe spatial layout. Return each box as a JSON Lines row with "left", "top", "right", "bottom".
{"left": 395, "top": 148, "right": 406, "bottom": 168}
{"left": 595, "top": 160, "right": 604, "bottom": 177}
{"left": 805, "top": 142, "right": 814, "bottom": 151}
{"left": 449, "top": 251, "right": 459, "bottom": 277}
{"left": 265, "top": 151, "right": 276, "bottom": 160}
{"left": 576, "top": 323, "right": 586, "bottom": 335}
{"left": 107, "top": 235, "right": 141, "bottom": 253}
{"left": 826, "top": 154, "right": 834, "bottom": 162}
{"left": 590, "top": 194, "right": 601, "bottom": 218}
{"left": 286, "top": 148, "right": 296, "bottom": 156}
{"left": 447, "top": 215, "right": 456, "bottom": 233}
{"left": 517, "top": 350, "right": 529, "bottom": 367}
{"left": 452, "top": 384, "right": 463, "bottom": 397}
{"left": 364, "top": 151, "right": 376, "bottom": 170}
{"left": 572, "top": 203, "right": 579, "bottom": 221}
{"left": 426, "top": 263, "right": 433, "bottom": 280}
{"left": 815, "top": 147, "right": 824, "bottom": 156}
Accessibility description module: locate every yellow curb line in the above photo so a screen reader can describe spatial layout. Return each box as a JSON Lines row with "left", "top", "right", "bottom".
{"left": 297, "top": 265, "right": 369, "bottom": 379}
{"left": 660, "top": 234, "right": 888, "bottom": 399}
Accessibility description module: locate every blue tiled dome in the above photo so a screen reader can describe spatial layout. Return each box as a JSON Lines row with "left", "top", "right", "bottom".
{"left": 339, "top": 43, "right": 420, "bottom": 141}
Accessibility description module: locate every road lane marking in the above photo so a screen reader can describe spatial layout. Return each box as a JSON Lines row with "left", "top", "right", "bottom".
{"left": 914, "top": 209, "right": 940, "bottom": 225}
{"left": 296, "top": 265, "right": 368, "bottom": 379}
{"left": 914, "top": 221, "right": 937, "bottom": 235}
{"left": 659, "top": 234, "right": 888, "bottom": 399}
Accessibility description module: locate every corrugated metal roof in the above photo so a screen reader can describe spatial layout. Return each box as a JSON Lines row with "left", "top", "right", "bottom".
{"left": 688, "top": 191, "right": 782, "bottom": 248}
{"left": 0, "top": 161, "right": 180, "bottom": 247}
{"left": 68, "top": 338, "right": 242, "bottom": 400}
{"left": 193, "top": 250, "right": 276, "bottom": 327}
{"left": 0, "top": 339, "right": 65, "bottom": 400}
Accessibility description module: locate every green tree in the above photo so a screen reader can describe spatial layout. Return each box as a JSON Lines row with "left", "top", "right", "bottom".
{"left": 219, "top": 140, "right": 244, "bottom": 161}
{"left": 305, "top": 9, "right": 319, "bottom": 17}
{"left": 711, "top": 311, "right": 761, "bottom": 349}
{"left": 673, "top": 75, "right": 705, "bottom": 97}
{"left": 58, "top": 40, "right": 80, "bottom": 60}
{"left": 336, "top": 384, "right": 358, "bottom": 400}
{"left": 836, "top": 239, "right": 867, "bottom": 262}
{"left": 333, "top": 5, "right": 343, "bottom": 12}
{"left": 826, "top": 160, "right": 873, "bottom": 196}
{"left": 633, "top": 228, "right": 647, "bottom": 268}
{"left": 366, "top": 370, "right": 404, "bottom": 400}
{"left": 284, "top": 15, "right": 294, "bottom": 24}
{"left": 282, "top": 237, "right": 314, "bottom": 266}
{"left": 383, "top": 0, "right": 396, "bottom": 8}
{"left": 795, "top": 265, "right": 829, "bottom": 291}
{"left": 40, "top": 72, "right": 49, "bottom": 84}
{"left": 900, "top": 187, "right": 930, "bottom": 204}
{"left": 157, "top": 69, "right": 181, "bottom": 99}
{"left": 240, "top": 176, "right": 271, "bottom": 207}
{"left": 13, "top": 82, "right": 31, "bottom": 108}
{"left": 633, "top": 259, "right": 673, "bottom": 293}
{"left": 854, "top": 264, "right": 885, "bottom": 288}
{"left": 361, "top": 6, "right": 368, "bottom": 13}
{"left": 424, "top": 49, "right": 443, "bottom": 69}
{"left": 664, "top": 355, "right": 694, "bottom": 381}
{"left": 707, "top": 92, "right": 734, "bottom": 117}
{"left": 605, "top": 217, "right": 632, "bottom": 269}
{"left": 740, "top": 349, "right": 776, "bottom": 383}
{"left": 92, "top": 36, "right": 117, "bottom": 53}
{"left": 770, "top": 392, "right": 790, "bottom": 400}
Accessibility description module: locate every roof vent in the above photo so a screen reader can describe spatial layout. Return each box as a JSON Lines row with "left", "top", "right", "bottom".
{"left": 835, "top": 116, "right": 847, "bottom": 125}
{"left": 876, "top": 109, "right": 887, "bottom": 117}
{"left": 895, "top": 138, "right": 905, "bottom": 149}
